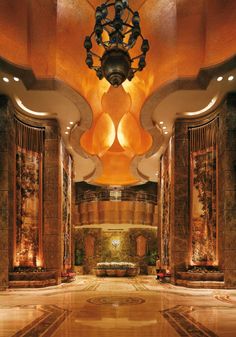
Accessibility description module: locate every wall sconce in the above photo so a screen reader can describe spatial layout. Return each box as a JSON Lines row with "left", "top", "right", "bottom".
{"left": 112, "top": 239, "right": 120, "bottom": 248}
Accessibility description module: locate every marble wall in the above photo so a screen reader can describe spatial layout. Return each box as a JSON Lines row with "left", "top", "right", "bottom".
{"left": 0, "top": 96, "right": 14, "bottom": 289}
{"left": 170, "top": 120, "right": 190, "bottom": 275}
{"left": 219, "top": 93, "right": 236, "bottom": 288}
{"left": 43, "top": 120, "right": 61, "bottom": 280}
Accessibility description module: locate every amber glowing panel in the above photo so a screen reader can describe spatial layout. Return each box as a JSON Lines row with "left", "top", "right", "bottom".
{"left": 80, "top": 86, "right": 152, "bottom": 185}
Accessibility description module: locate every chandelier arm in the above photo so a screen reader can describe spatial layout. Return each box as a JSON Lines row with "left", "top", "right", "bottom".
{"left": 131, "top": 53, "right": 145, "bottom": 61}
{"left": 126, "top": 6, "right": 135, "bottom": 15}
{"left": 105, "top": 3, "right": 116, "bottom": 9}
{"left": 122, "top": 22, "right": 134, "bottom": 29}
{"left": 131, "top": 68, "right": 139, "bottom": 73}
{"left": 102, "top": 21, "right": 116, "bottom": 30}
{"left": 100, "top": 41, "right": 110, "bottom": 50}
{"left": 126, "top": 41, "right": 138, "bottom": 50}
{"left": 104, "top": 18, "right": 112, "bottom": 25}
{"left": 123, "top": 28, "right": 134, "bottom": 36}
{"left": 90, "top": 51, "right": 102, "bottom": 59}
{"left": 91, "top": 66, "right": 101, "bottom": 71}
{"left": 89, "top": 31, "right": 95, "bottom": 39}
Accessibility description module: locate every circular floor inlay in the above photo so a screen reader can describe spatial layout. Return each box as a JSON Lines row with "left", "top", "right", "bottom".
{"left": 87, "top": 296, "right": 145, "bottom": 306}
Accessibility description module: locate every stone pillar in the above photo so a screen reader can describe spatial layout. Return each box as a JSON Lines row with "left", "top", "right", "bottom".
{"left": 170, "top": 122, "right": 190, "bottom": 279}
{"left": 43, "top": 121, "right": 62, "bottom": 283}
{"left": 0, "top": 96, "right": 14, "bottom": 289}
{"left": 219, "top": 93, "right": 236, "bottom": 288}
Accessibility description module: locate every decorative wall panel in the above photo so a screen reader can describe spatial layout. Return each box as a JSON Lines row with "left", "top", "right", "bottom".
{"left": 160, "top": 139, "right": 172, "bottom": 269}
{"left": 136, "top": 235, "right": 147, "bottom": 257}
{"left": 14, "top": 119, "right": 44, "bottom": 268}
{"left": 85, "top": 235, "right": 95, "bottom": 258}
{"left": 61, "top": 142, "right": 72, "bottom": 270}
{"left": 189, "top": 120, "right": 218, "bottom": 266}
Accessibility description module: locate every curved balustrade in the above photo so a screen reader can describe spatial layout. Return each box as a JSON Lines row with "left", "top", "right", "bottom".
{"left": 78, "top": 200, "right": 158, "bottom": 226}
{"left": 76, "top": 190, "right": 157, "bottom": 204}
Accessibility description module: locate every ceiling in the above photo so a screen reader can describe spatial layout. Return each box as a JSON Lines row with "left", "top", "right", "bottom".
{"left": 0, "top": 0, "right": 236, "bottom": 185}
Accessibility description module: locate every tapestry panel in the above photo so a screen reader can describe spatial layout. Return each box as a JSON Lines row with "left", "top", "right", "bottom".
{"left": 160, "top": 140, "right": 172, "bottom": 269}
{"left": 62, "top": 144, "right": 72, "bottom": 269}
{"left": 15, "top": 146, "right": 42, "bottom": 267}
{"left": 190, "top": 147, "right": 218, "bottom": 265}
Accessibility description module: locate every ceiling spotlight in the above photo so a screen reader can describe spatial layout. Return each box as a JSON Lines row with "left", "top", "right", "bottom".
{"left": 159, "top": 121, "right": 164, "bottom": 125}
{"left": 228, "top": 75, "right": 234, "bottom": 81}
{"left": 67, "top": 126, "right": 70, "bottom": 130}
{"left": 13, "top": 77, "right": 20, "bottom": 82}
{"left": 164, "top": 131, "right": 168, "bottom": 134}
{"left": 162, "top": 126, "right": 167, "bottom": 129}
{"left": 65, "top": 131, "right": 69, "bottom": 135}
{"left": 69, "top": 121, "right": 74, "bottom": 125}
{"left": 84, "top": 0, "right": 150, "bottom": 87}
{"left": 217, "top": 76, "right": 223, "bottom": 82}
{"left": 3, "top": 77, "right": 9, "bottom": 83}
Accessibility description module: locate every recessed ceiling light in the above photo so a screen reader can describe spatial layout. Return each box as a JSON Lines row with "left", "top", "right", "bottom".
{"left": 3, "top": 77, "right": 9, "bottom": 83}
{"left": 217, "top": 76, "right": 223, "bottom": 82}
{"left": 228, "top": 75, "right": 234, "bottom": 81}
{"left": 164, "top": 131, "right": 168, "bottom": 134}
{"left": 13, "top": 77, "right": 20, "bottom": 82}
{"left": 69, "top": 121, "right": 74, "bottom": 125}
{"left": 66, "top": 126, "right": 70, "bottom": 130}
{"left": 162, "top": 126, "right": 167, "bottom": 129}
{"left": 65, "top": 131, "right": 69, "bottom": 135}
{"left": 159, "top": 121, "right": 164, "bottom": 125}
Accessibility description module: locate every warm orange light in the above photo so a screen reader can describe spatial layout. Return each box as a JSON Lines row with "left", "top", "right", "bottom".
{"left": 36, "top": 257, "right": 43, "bottom": 267}
{"left": 80, "top": 84, "right": 153, "bottom": 185}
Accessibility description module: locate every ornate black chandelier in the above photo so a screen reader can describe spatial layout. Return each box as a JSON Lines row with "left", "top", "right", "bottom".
{"left": 84, "top": 0, "right": 149, "bottom": 87}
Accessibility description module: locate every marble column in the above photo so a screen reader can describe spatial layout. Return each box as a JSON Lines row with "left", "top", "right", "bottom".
{"left": 170, "top": 121, "right": 189, "bottom": 278}
{"left": 43, "top": 121, "right": 62, "bottom": 283}
{"left": 219, "top": 93, "right": 236, "bottom": 288}
{"left": 0, "top": 96, "right": 14, "bottom": 289}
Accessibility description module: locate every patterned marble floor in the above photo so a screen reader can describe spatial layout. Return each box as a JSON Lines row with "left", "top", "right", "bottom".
{"left": 0, "top": 276, "right": 236, "bottom": 337}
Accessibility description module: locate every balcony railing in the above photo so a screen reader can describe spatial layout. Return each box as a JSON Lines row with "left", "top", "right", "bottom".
{"left": 76, "top": 190, "right": 157, "bottom": 204}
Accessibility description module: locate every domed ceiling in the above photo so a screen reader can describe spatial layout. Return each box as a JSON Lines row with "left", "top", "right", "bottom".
{"left": 0, "top": 0, "right": 236, "bottom": 185}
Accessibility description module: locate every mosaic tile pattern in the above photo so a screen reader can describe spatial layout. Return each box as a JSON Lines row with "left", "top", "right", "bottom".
{"left": 87, "top": 296, "right": 145, "bottom": 306}
{"left": 161, "top": 305, "right": 218, "bottom": 337}
{"left": 214, "top": 295, "right": 236, "bottom": 305}
{"left": 0, "top": 305, "right": 70, "bottom": 337}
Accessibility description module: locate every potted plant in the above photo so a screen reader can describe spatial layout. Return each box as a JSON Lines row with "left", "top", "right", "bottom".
{"left": 147, "top": 251, "right": 158, "bottom": 275}
{"left": 74, "top": 248, "right": 84, "bottom": 275}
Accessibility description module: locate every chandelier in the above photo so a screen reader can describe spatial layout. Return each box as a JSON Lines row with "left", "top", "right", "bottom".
{"left": 84, "top": 0, "right": 149, "bottom": 87}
